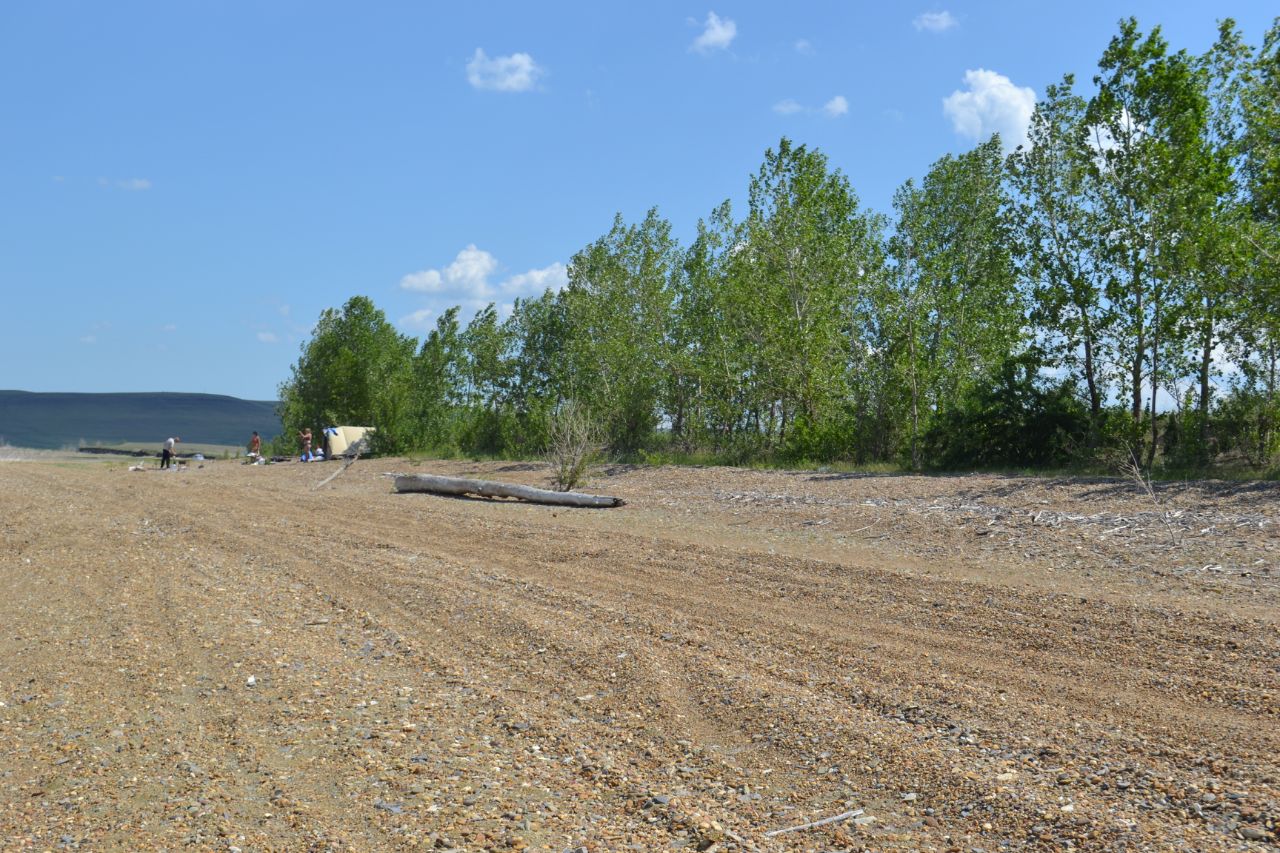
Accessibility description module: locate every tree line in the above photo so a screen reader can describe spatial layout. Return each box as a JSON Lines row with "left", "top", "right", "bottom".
{"left": 280, "top": 18, "right": 1279, "bottom": 473}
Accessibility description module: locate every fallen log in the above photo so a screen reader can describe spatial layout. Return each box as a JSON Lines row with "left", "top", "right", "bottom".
{"left": 393, "top": 473, "right": 625, "bottom": 508}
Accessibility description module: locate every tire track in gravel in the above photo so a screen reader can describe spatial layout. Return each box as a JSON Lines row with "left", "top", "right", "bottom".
{"left": 188, "top": 472, "right": 1278, "bottom": 848}
{"left": 5, "top": 462, "right": 1277, "bottom": 850}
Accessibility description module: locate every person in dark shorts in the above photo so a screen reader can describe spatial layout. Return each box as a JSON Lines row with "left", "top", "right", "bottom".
{"left": 161, "top": 436, "right": 180, "bottom": 469}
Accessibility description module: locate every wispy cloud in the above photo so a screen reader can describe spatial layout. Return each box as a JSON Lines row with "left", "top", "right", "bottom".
{"left": 256, "top": 331, "right": 278, "bottom": 344}
{"left": 400, "top": 308, "right": 435, "bottom": 329}
{"left": 774, "top": 96, "right": 848, "bottom": 119}
{"left": 691, "top": 11, "right": 736, "bottom": 53}
{"left": 913, "top": 11, "right": 958, "bottom": 32}
{"left": 399, "top": 247, "right": 568, "bottom": 329}
{"left": 466, "top": 48, "right": 545, "bottom": 92}
{"left": 80, "top": 321, "right": 109, "bottom": 344}
{"left": 93, "top": 176, "right": 153, "bottom": 191}
{"left": 943, "top": 68, "right": 1036, "bottom": 151}
{"left": 161, "top": 323, "right": 177, "bottom": 333}
{"left": 794, "top": 39, "right": 814, "bottom": 55}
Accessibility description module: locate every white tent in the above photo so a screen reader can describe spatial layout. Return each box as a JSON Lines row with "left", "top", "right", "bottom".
{"left": 323, "top": 426, "right": 374, "bottom": 457}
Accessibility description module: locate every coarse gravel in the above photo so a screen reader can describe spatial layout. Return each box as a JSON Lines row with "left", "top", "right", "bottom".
{"left": 1, "top": 458, "right": 1276, "bottom": 851}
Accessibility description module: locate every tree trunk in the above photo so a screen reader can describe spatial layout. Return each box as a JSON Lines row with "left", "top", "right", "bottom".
{"left": 1080, "top": 311, "right": 1102, "bottom": 446}
{"left": 1198, "top": 315, "right": 1213, "bottom": 462}
{"left": 394, "top": 474, "right": 625, "bottom": 508}
{"left": 1146, "top": 299, "right": 1160, "bottom": 470}
{"left": 1131, "top": 276, "right": 1145, "bottom": 450}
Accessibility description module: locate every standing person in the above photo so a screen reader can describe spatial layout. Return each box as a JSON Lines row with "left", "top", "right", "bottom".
{"left": 299, "top": 427, "right": 312, "bottom": 461}
{"left": 248, "top": 431, "right": 262, "bottom": 457}
{"left": 161, "top": 436, "right": 180, "bottom": 469}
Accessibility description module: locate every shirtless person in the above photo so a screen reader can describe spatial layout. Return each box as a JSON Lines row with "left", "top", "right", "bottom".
{"left": 299, "top": 427, "right": 312, "bottom": 461}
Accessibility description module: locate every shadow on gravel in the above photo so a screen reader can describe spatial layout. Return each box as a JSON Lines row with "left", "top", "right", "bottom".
{"left": 1077, "top": 478, "right": 1280, "bottom": 506}
{"left": 807, "top": 471, "right": 900, "bottom": 482}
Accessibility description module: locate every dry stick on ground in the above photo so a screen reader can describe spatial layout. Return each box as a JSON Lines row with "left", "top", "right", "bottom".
{"left": 313, "top": 452, "right": 360, "bottom": 490}
{"left": 1121, "top": 448, "right": 1180, "bottom": 546}
{"left": 763, "top": 809, "right": 864, "bottom": 837}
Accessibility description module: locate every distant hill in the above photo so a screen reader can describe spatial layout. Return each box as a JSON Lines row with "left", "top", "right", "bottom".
{"left": 0, "top": 391, "right": 282, "bottom": 450}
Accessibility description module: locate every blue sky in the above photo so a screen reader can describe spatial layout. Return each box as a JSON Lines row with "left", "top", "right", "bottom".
{"left": 2, "top": 2, "right": 1275, "bottom": 401}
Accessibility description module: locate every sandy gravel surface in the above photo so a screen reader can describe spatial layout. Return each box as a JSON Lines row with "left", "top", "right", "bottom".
{"left": 1, "top": 458, "right": 1276, "bottom": 851}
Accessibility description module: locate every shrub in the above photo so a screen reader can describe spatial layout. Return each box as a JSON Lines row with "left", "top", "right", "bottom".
{"left": 547, "top": 401, "right": 600, "bottom": 491}
{"left": 922, "top": 355, "right": 1091, "bottom": 469}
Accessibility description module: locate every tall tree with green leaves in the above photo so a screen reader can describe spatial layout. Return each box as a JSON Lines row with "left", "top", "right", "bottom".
{"left": 732, "top": 138, "right": 885, "bottom": 457}
{"left": 278, "top": 295, "right": 418, "bottom": 454}
{"left": 1011, "top": 75, "right": 1113, "bottom": 438}
{"left": 499, "top": 289, "right": 571, "bottom": 454}
{"left": 676, "top": 202, "right": 753, "bottom": 451}
{"left": 562, "top": 208, "right": 681, "bottom": 453}
{"left": 889, "top": 136, "right": 1023, "bottom": 468}
{"left": 1228, "top": 17, "right": 1280, "bottom": 462}
{"left": 1086, "top": 19, "right": 1212, "bottom": 463}
{"left": 411, "top": 306, "right": 464, "bottom": 449}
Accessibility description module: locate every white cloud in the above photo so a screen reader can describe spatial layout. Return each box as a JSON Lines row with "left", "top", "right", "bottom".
{"left": 773, "top": 99, "right": 804, "bottom": 115}
{"left": 942, "top": 68, "right": 1036, "bottom": 151}
{"left": 794, "top": 39, "right": 813, "bottom": 55}
{"left": 399, "top": 268, "right": 445, "bottom": 292}
{"left": 80, "top": 335, "right": 97, "bottom": 345}
{"left": 466, "top": 48, "right": 545, "bottom": 92}
{"left": 502, "top": 262, "right": 568, "bottom": 296}
{"left": 913, "top": 11, "right": 958, "bottom": 32}
{"left": 400, "top": 249, "right": 569, "bottom": 328}
{"left": 256, "top": 331, "right": 278, "bottom": 344}
{"left": 401, "top": 244, "right": 499, "bottom": 296}
{"left": 691, "top": 11, "right": 736, "bottom": 53}
{"left": 116, "top": 178, "right": 152, "bottom": 191}
{"left": 161, "top": 323, "right": 177, "bottom": 333}
{"left": 823, "top": 95, "right": 849, "bottom": 118}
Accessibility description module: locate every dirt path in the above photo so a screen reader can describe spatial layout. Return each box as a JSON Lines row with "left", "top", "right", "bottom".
{"left": 1, "top": 459, "right": 1276, "bottom": 851}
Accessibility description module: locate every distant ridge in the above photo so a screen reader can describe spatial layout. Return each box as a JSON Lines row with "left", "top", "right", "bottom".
{"left": 0, "top": 391, "right": 282, "bottom": 450}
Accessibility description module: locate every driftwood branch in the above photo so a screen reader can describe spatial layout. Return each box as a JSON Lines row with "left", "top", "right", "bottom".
{"left": 764, "top": 809, "right": 863, "bottom": 837}
{"left": 314, "top": 452, "right": 360, "bottom": 490}
{"left": 394, "top": 473, "right": 625, "bottom": 508}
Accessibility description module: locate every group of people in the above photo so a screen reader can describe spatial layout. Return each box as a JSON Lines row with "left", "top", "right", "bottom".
{"left": 161, "top": 428, "right": 326, "bottom": 467}
{"left": 250, "top": 428, "right": 324, "bottom": 463}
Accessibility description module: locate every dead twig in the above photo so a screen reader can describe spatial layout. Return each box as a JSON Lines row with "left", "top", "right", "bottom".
{"left": 1120, "top": 448, "right": 1180, "bottom": 546}
{"left": 764, "top": 808, "right": 863, "bottom": 837}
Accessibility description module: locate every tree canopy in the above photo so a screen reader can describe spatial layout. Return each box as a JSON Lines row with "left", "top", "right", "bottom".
{"left": 280, "top": 17, "right": 1280, "bottom": 474}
